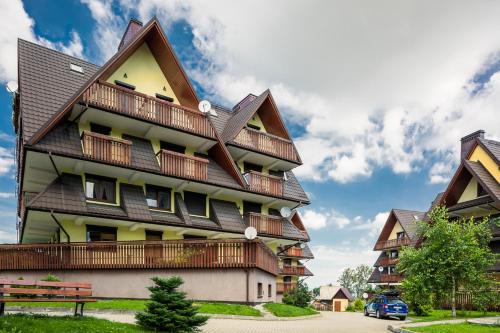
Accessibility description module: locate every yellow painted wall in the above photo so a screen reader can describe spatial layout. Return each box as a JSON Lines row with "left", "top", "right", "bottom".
{"left": 388, "top": 221, "right": 404, "bottom": 240}
{"left": 60, "top": 220, "right": 87, "bottom": 243}
{"left": 457, "top": 178, "right": 478, "bottom": 203}
{"left": 106, "top": 43, "right": 179, "bottom": 103}
{"left": 468, "top": 145, "right": 500, "bottom": 182}
{"left": 163, "top": 229, "right": 183, "bottom": 240}
{"left": 247, "top": 114, "right": 267, "bottom": 133}
{"left": 117, "top": 227, "right": 145, "bottom": 241}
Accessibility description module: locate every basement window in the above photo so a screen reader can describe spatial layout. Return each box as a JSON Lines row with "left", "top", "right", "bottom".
{"left": 69, "top": 63, "right": 84, "bottom": 74}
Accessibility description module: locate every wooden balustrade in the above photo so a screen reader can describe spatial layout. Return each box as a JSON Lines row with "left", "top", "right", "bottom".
{"left": 276, "top": 282, "right": 297, "bottom": 294}
{"left": 244, "top": 171, "right": 283, "bottom": 196}
{"left": 0, "top": 239, "right": 278, "bottom": 275}
{"left": 81, "top": 131, "right": 132, "bottom": 166}
{"left": 374, "top": 238, "right": 410, "bottom": 250}
{"left": 244, "top": 213, "right": 283, "bottom": 236}
{"left": 159, "top": 149, "right": 209, "bottom": 181}
{"left": 283, "top": 247, "right": 303, "bottom": 257}
{"left": 234, "top": 127, "right": 299, "bottom": 162}
{"left": 377, "top": 257, "right": 399, "bottom": 267}
{"left": 380, "top": 274, "right": 403, "bottom": 283}
{"left": 82, "top": 81, "right": 215, "bottom": 139}
{"left": 281, "top": 265, "right": 305, "bottom": 275}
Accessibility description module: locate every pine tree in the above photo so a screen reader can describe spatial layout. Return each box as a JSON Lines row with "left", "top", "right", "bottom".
{"left": 136, "top": 276, "right": 208, "bottom": 332}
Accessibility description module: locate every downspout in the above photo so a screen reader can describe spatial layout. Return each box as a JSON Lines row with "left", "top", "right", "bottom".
{"left": 50, "top": 211, "right": 70, "bottom": 243}
{"left": 245, "top": 269, "right": 250, "bottom": 304}
{"left": 48, "top": 152, "right": 61, "bottom": 177}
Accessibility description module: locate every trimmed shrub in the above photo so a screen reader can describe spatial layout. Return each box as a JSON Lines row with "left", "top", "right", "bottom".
{"left": 345, "top": 304, "right": 355, "bottom": 312}
{"left": 353, "top": 299, "right": 364, "bottom": 312}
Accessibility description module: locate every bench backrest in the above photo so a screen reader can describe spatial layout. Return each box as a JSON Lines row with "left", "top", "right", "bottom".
{"left": 0, "top": 279, "right": 93, "bottom": 298}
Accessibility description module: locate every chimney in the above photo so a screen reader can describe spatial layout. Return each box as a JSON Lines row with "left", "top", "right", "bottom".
{"left": 460, "top": 130, "right": 484, "bottom": 160}
{"left": 118, "top": 18, "right": 143, "bottom": 51}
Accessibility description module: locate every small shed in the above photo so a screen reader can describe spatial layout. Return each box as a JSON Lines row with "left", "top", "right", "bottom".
{"left": 314, "top": 285, "right": 354, "bottom": 312}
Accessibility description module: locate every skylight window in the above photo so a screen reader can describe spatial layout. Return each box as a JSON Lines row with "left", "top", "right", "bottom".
{"left": 69, "top": 63, "right": 84, "bottom": 74}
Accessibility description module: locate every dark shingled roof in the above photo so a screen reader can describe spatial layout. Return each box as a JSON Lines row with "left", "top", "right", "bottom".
{"left": 210, "top": 199, "right": 246, "bottom": 232}
{"left": 209, "top": 106, "right": 233, "bottom": 136}
{"left": 367, "top": 268, "right": 381, "bottom": 284}
{"left": 282, "top": 217, "right": 308, "bottom": 240}
{"left": 464, "top": 160, "right": 500, "bottom": 202}
{"left": 123, "top": 135, "right": 161, "bottom": 172}
{"left": 393, "top": 209, "right": 425, "bottom": 241}
{"left": 174, "top": 192, "right": 191, "bottom": 225}
{"left": 479, "top": 138, "right": 500, "bottom": 164}
{"left": 18, "top": 39, "right": 99, "bottom": 141}
{"left": 283, "top": 171, "right": 310, "bottom": 203}
{"left": 221, "top": 90, "right": 270, "bottom": 142}
{"left": 120, "top": 183, "right": 152, "bottom": 221}
{"left": 87, "top": 203, "right": 127, "bottom": 217}
{"left": 34, "top": 122, "right": 83, "bottom": 156}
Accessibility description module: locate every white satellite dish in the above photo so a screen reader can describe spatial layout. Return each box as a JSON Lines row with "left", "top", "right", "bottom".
{"left": 298, "top": 242, "right": 306, "bottom": 249}
{"left": 378, "top": 266, "right": 384, "bottom": 272}
{"left": 6, "top": 81, "right": 18, "bottom": 93}
{"left": 280, "top": 207, "right": 292, "bottom": 218}
{"left": 244, "top": 226, "right": 257, "bottom": 240}
{"left": 198, "top": 100, "right": 211, "bottom": 113}
{"left": 362, "top": 292, "right": 368, "bottom": 299}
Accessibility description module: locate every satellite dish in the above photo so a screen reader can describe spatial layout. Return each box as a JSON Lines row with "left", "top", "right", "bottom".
{"left": 280, "top": 207, "right": 292, "bottom": 218}
{"left": 198, "top": 100, "right": 211, "bottom": 113}
{"left": 298, "top": 242, "right": 306, "bottom": 249}
{"left": 6, "top": 81, "right": 18, "bottom": 93}
{"left": 378, "top": 266, "right": 384, "bottom": 272}
{"left": 362, "top": 293, "right": 368, "bottom": 299}
{"left": 244, "top": 226, "right": 257, "bottom": 240}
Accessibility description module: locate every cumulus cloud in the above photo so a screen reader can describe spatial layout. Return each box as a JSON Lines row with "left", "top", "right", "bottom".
{"left": 0, "top": 147, "right": 15, "bottom": 176}
{"left": 0, "top": 0, "right": 84, "bottom": 82}
{"left": 98, "top": 0, "right": 500, "bottom": 184}
{"left": 0, "top": 230, "right": 16, "bottom": 244}
{"left": 0, "top": 193, "right": 15, "bottom": 199}
{"left": 352, "top": 212, "right": 390, "bottom": 237}
{"left": 301, "top": 208, "right": 351, "bottom": 230}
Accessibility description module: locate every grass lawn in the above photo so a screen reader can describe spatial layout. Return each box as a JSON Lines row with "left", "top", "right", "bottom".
{"left": 263, "top": 303, "right": 318, "bottom": 317}
{"left": 408, "top": 323, "right": 500, "bottom": 333}
{"left": 409, "top": 309, "right": 500, "bottom": 323}
{"left": 0, "top": 314, "right": 148, "bottom": 333}
{"left": 5, "top": 300, "right": 261, "bottom": 316}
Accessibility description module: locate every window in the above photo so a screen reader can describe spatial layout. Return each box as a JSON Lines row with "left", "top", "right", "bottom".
{"left": 390, "top": 250, "right": 398, "bottom": 258}
{"left": 85, "top": 174, "right": 116, "bottom": 203}
{"left": 160, "top": 141, "right": 186, "bottom": 154}
{"left": 145, "top": 230, "right": 163, "bottom": 241}
{"left": 90, "top": 123, "right": 111, "bottom": 136}
{"left": 268, "top": 208, "right": 281, "bottom": 216}
{"left": 243, "top": 162, "right": 262, "bottom": 173}
{"left": 396, "top": 231, "right": 405, "bottom": 240}
{"left": 388, "top": 266, "right": 396, "bottom": 274}
{"left": 283, "top": 258, "right": 292, "bottom": 266}
{"left": 146, "top": 185, "right": 171, "bottom": 210}
{"left": 86, "top": 225, "right": 117, "bottom": 242}
{"left": 243, "top": 201, "right": 262, "bottom": 215}
{"left": 268, "top": 284, "right": 272, "bottom": 297}
{"left": 283, "top": 276, "right": 292, "bottom": 283}
{"left": 183, "top": 234, "right": 207, "bottom": 240}
{"left": 184, "top": 191, "right": 207, "bottom": 216}
{"left": 257, "top": 283, "right": 263, "bottom": 298}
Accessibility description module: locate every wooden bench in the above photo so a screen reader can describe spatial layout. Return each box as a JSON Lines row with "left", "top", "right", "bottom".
{"left": 0, "top": 279, "right": 96, "bottom": 316}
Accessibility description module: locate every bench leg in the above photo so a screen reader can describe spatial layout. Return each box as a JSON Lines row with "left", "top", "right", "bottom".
{"left": 80, "top": 303, "right": 85, "bottom": 316}
{"left": 0, "top": 303, "right": 4, "bottom": 316}
{"left": 74, "top": 303, "right": 78, "bottom": 316}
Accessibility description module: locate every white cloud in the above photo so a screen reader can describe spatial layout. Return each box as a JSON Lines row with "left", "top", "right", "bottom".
{"left": 0, "top": 147, "right": 14, "bottom": 176}
{"left": 0, "top": 230, "right": 16, "bottom": 243}
{"left": 352, "top": 212, "right": 390, "bottom": 237}
{"left": 108, "top": 0, "right": 500, "bottom": 184}
{"left": 0, "top": 0, "right": 84, "bottom": 82}
{"left": 301, "top": 208, "right": 351, "bottom": 230}
{"left": 0, "top": 193, "right": 14, "bottom": 199}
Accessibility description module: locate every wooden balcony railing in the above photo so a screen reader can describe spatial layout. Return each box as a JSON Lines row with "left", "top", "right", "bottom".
{"left": 244, "top": 213, "right": 283, "bottom": 236}
{"left": 244, "top": 171, "right": 283, "bottom": 196}
{"left": 276, "top": 282, "right": 297, "bottom": 294}
{"left": 380, "top": 274, "right": 403, "bottom": 283}
{"left": 82, "top": 82, "right": 215, "bottom": 139}
{"left": 0, "top": 239, "right": 278, "bottom": 275}
{"left": 374, "top": 238, "right": 410, "bottom": 250}
{"left": 281, "top": 265, "right": 305, "bottom": 275}
{"left": 81, "top": 131, "right": 132, "bottom": 166}
{"left": 282, "top": 247, "right": 303, "bottom": 257}
{"left": 377, "top": 257, "right": 399, "bottom": 267}
{"left": 159, "top": 149, "right": 209, "bottom": 181}
{"left": 234, "top": 127, "right": 299, "bottom": 162}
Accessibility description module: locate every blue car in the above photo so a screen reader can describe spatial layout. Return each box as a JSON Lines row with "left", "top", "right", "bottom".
{"left": 364, "top": 294, "right": 408, "bottom": 320}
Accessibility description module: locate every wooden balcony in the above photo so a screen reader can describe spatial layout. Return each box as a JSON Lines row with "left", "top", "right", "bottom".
{"left": 380, "top": 274, "right": 403, "bottom": 283}
{"left": 276, "top": 282, "right": 297, "bottom": 294}
{"left": 81, "top": 131, "right": 132, "bottom": 166}
{"left": 281, "top": 247, "right": 303, "bottom": 257}
{"left": 244, "top": 212, "right": 283, "bottom": 236}
{"left": 0, "top": 239, "right": 278, "bottom": 275}
{"left": 233, "top": 127, "right": 299, "bottom": 162}
{"left": 244, "top": 171, "right": 283, "bottom": 196}
{"left": 374, "top": 238, "right": 410, "bottom": 250}
{"left": 377, "top": 257, "right": 399, "bottom": 267}
{"left": 159, "top": 149, "right": 209, "bottom": 181}
{"left": 281, "top": 265, "right": 305, "bottom": 275}
{"left": 82, "top": 82, "right": 215, "bottom": 139}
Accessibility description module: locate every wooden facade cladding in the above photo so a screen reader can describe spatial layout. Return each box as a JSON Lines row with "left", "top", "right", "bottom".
{"left": 276, "top": 282, "right": 297, "bottom": 294}
{"left": 374, "top": 238, "right": 410, "bottom": 250}
{"left": 281, "top": 265, "right": 305, "bottom": 275}
{"left": 233, "top": 127, "right": 299, "bottom": 162}
{"left": 81, "top": 131, "right": 132, "bottom": 166}
{"left": 82, "top": 82, "right": 215, "bottom": 139}
{"left": 244, "top": 171, "right": 283, "bottom": 196}
{"left": 380, "top": 274, "right": 403, "bottom": 283}
{"left": 244, "top": 212, "right": 283, "bottom": 236}
{"left": 159, "top": 149, "right": 209, "bottom": 181}
{"left": 0, "top": 239, "right": 278, "bottom": 276}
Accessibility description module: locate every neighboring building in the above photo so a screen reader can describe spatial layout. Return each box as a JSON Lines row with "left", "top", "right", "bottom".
{"left": 1, "top": 18, "right": 313, "bottom": 303}
{"left": 436, "top": 131, "right": 500, "bottom": 279}
{"left": 314, "top": 285, "right": 354, "bottom": 312}
{"left": 368, "top": 209, "right": 425, "bottom": 286}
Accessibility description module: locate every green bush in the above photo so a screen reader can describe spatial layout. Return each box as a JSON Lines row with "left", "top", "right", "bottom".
{"left": 282, "top": 280, "right": 312, "bottom": 308}
{"left": 353, "top": 299, "right": 364, "bottom": 311}
{"left": 136, "top": 276, "right": 208, "bottom": 333}
{"left": 345, "top": 304, "right": 355, "bottom": 312}
{"left": 414, "top": 304, "right": 433, "bottom": 316}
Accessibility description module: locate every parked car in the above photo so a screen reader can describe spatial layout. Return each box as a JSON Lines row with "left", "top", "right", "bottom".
{"left": 364, "top": 294, "right": 408, "bottom": 320}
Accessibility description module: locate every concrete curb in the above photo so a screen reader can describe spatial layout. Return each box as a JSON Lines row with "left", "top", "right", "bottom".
{"left": 388, "top": 316, "right": 500, "bottom": 332}
{"left": 6, "top": 307, "right": 322, "bottom": 321}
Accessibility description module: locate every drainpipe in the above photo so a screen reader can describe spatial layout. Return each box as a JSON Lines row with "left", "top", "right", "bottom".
{"left": 50, "top": 211, "right": 70, "bottom": 243}
{"left": 48, "top": 152, "right": 61, "bottom": 177}
{"left": 245, "top": 268, "right": 250, "bottom": 304}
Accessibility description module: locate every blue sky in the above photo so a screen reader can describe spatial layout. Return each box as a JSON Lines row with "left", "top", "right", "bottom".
{"left": 1, "top": 1, "right": 500, "bottom": 287}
